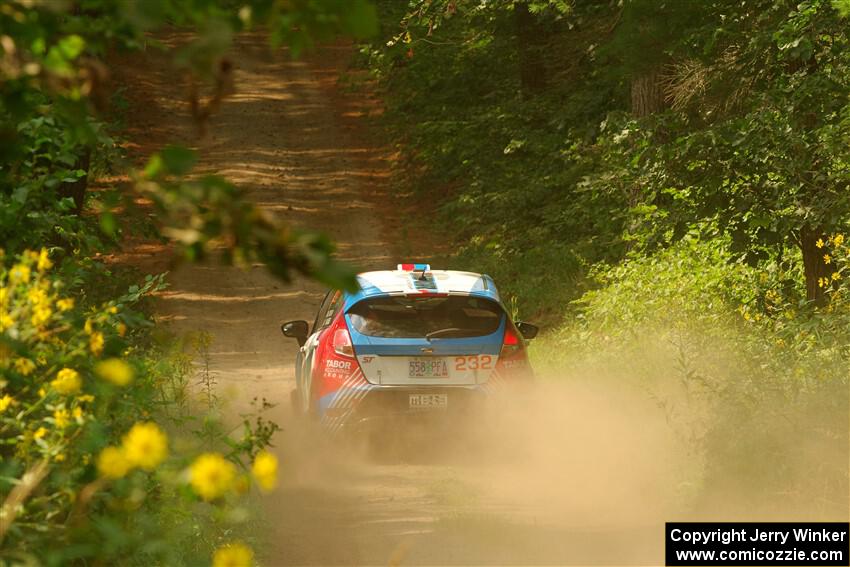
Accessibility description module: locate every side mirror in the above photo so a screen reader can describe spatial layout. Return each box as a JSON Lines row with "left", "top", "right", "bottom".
{"left": 515, "top": 321, "right": 538, "bottom": 340}
{"left": 281, "top": 320, "right": 309, "bottom": 347}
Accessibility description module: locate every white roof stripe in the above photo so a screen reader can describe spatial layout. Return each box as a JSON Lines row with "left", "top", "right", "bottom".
{"left": 356, "top": 270, "right": 494, "bottom": 296}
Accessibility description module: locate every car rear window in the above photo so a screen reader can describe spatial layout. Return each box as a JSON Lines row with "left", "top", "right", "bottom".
{"left": 347, "top": 295, "right": 504, "bottom": 339}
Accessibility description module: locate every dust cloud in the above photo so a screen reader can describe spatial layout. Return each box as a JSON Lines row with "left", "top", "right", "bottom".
{"left": 467, "top": 378, "right": 685, "bottom": 528}
{"left": 264, "top": 333, "right": 847, "bottom": 566}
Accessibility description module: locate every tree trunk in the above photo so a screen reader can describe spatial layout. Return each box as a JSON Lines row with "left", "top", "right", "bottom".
{"left": 514, "top": 1, "right": 547, "bottom": 96}
{"left": 800, "top": 225, "right": 829, "bottom": 305}
{"left": 631, "top": 67, "right": 665, "bottom": 117}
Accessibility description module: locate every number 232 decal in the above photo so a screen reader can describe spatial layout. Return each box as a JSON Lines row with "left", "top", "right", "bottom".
{"left": 454, "top": 355, "right": 492, "bottom": 371}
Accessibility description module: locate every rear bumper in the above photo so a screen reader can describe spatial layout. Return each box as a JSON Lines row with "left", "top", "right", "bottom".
{"left": 319, "top": 384, "right": 487, "bottom": 433}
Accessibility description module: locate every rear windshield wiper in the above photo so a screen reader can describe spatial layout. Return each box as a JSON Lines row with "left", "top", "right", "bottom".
{"left": 425, "top": 327, "right": 478, "bottom": 340}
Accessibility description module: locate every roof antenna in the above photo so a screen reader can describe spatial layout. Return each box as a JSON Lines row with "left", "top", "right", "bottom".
{"left": 396, "top": 263, "right": 431, "bottom": 280}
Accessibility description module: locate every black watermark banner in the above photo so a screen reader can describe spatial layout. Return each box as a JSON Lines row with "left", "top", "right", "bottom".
{"left": 666, "top": 522, "right": 849, "bottom": 566}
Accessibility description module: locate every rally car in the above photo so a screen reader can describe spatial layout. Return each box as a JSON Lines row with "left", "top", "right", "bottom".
{"left": 280, "top": 264, "right": 537, "bottom": 433}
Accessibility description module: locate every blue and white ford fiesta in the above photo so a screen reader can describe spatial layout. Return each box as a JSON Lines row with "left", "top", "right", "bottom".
{"left": 280, "top": 264, "right": 538, "bottom": 433}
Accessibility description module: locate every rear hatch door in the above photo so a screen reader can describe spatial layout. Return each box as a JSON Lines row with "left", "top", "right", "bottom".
{"left": 347, "top": 294, "right": 505, "bottom": 386}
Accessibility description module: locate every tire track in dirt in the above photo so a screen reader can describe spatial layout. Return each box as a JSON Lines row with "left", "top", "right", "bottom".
{"left": 123, "top": 32, "right": 665, "bottom": 566}
{"left": 155, "top": 35, "right": 393, "bottom": 408}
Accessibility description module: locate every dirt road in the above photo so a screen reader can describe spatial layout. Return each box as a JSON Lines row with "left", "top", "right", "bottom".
{"left": 124, "top": 33, "right": 670, "bottom": 566}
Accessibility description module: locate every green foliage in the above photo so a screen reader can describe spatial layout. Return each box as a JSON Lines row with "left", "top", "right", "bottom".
{"left": 634, "top": 1, "right": 850, "bottom": 264}
{"left": 834, "top": 0, "right": 850, "bottom": 16}
{"left": 1, "top": 0, "right": 376, "bottom": 290}
{"left": 367, "top": 0, "right": 850, "bottom": 326}
{"left": 366, "top": 0, "right": 628, "bottom": 319}
{"left": 367, "top": 0, "right": 850, "bottom": 306}
{"left": 538, "top": 238, "right": 848, "bottom": 515}
{"left": 1, "top": 0, "right": 378, "bottom": 563}
{"left": 0, "top": 110, "right": 103, "bottom": 253}
{"left": 571, "top": 237, "right": 754, "bottom": 331}
{"left": 0, "top": 249, "right": 281, "bottom": 565}
{"left": 139, "top": 148, "right": 356, "bottom": 290}
{"left": 367, "top": 0, "right": 849, "bottom": 514}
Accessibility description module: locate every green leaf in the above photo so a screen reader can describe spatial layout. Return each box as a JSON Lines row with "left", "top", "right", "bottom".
{"left": 43, "top": 35, "right": 86, "bottom": 77}
{"left": 160, "top": 146, "right": 197, "bottom": 176}
{"left": 143, "top": 154, "right": 163, "bottom": 179}
{"left": 312, "top": 259, "right": 360, "bottom": 292}
{"left": 100, "top": 211, "right": 117, "bottom": 236}
{"left": 12, "top": 187, "right": 28, "bottom": 204}
{"left": 832, "top": 0, "right": 850, "bottom": 17}
{"left": 57, "top": 35, "right": 86, "bottom": 60}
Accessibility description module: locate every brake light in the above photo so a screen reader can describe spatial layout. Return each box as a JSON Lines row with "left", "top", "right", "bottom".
{"left": 500, "top": 326, "right": 522, "bottom": 358}
{"left": 496, "top": 324, "right": 532, "bottom": 380}
{"left": 313, "top": 315, "right": 362, "bottom": 401}
{"left": 333, "top": 327, "right": 355, "bottom": 357}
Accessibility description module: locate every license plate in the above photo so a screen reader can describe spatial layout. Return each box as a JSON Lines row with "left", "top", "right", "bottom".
{"left": 408, "top": 359, "right": 449, "bottom": 378}
{"left": 409, "top": 393, "right": 448, "bottom": 409}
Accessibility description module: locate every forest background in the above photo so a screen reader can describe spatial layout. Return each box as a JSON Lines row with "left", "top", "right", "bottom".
{"left": 361, "top": 0, "right": 849, "bottom": 523}
{"left": 0, "top": 1, "right": 848, "bottom": 566}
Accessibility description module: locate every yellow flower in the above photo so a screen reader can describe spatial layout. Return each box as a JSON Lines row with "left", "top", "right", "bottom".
{"left": 0, "top": 312, "right": 13, "bottom": 331}
{"left": 189, "top": 452, "right": 236, "bottom": 501}
{"left": 37, "top": 248, "right": 52, "bottom": 272}
{"left": 78, "top": 394, "right": 95, "bottom": 403}
{"left": 251, "top": 450, "right": 278, "bottom": 492}
{"left": 97, "top": 446, "right": 131, "bottom": 479}
{"left": 53, "top": 408, "right": 70, "bottom": 429}
{"left": 34, "top": 427, "right": 48, "bottom": 439}
{"left": 94, "top": 358, "right": 134, "bottom": 386}
{"left": 9, "top": 264, "right": 30, "bottom": 284}
{"left": 824, "top": 254, "right": 831, "bottom": 265}
{"left": 54, "top": 453, "right": 66, "bottom": 463}
{"left": 117, "top": 322, "right": 127, "bottom": 337}
{"left": 51, "top": 368, "right": 82, "bottom": 395}
{"left": 122, "top": 422, "right": 168, "bottom": 470}
{"left": 212, "top": 542, "right": 254, "bottom": 567}
{"left": 834, "top": 234, "right": 844, "bottom": 246}
{"left": 56, "top": 298, "right": 74, "bottom": 311}
{"left": 108, "top": 306, "right": 118, "bottom": 314}
{"left": 832, "top": 272, "right": 841, "bottom": 281}
{"left": 31, "top": 304, "right": 52, "bottom": 328}
{"left": 90, "top": 331, "right": 105, "bottom": 356}
{"left": 84, "top": 318, "right": 93, "bottom": 334}
{"left": 13, "top": 358, "right": 35, "bottom": 376}
{"left": 816, "top": 238, "right": 825, "bottom": 248}
{"left": 0, "top": 394, "right": 14, "bottom": 413}
{"left": 818, "top": 277, "right": 826, "bottom": 288}
{"left": 27, "top": 287, "right": 48, "bottom": 305}
{"left": 72, "top": 406, "right": 83, "bottom": 420}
